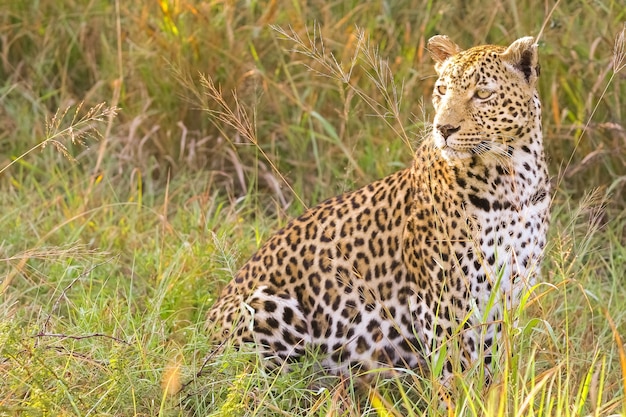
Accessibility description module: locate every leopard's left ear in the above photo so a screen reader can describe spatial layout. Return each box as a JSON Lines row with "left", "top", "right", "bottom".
{"left": 501, "top": 36, "right": 540, "bottom": 84}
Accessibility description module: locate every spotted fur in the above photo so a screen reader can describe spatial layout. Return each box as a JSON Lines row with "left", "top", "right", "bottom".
{"left": 206, "top": 36, "right": 550, "bottom": 381}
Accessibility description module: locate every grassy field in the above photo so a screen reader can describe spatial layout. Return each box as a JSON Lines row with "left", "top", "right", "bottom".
{"left": 1, "top": 0, "right": 625, "bottom": 415}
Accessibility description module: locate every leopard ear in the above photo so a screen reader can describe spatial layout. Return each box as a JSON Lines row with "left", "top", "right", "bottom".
{"left": 501, "top": 36, "right": 540, "bottom": 84}
{"left": 428, "top": 35, "right": 463, "bottom": 65}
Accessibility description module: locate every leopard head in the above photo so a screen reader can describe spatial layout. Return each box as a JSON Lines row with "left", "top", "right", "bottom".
{"left": 427, "top": 35, "right": 541, "bottom": 163}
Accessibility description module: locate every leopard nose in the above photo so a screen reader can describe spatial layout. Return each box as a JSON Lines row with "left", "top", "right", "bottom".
{"left": 437, "top": 124, "right": 460, "bottom": 139}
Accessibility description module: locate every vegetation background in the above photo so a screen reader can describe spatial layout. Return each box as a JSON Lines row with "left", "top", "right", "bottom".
{"left": 0, "top": 0, "right": 624, "bottom": 415}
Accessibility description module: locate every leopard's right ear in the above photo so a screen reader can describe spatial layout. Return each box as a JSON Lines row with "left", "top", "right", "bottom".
{"left": 428, "top": 35, "right": 463, "bottom": 65}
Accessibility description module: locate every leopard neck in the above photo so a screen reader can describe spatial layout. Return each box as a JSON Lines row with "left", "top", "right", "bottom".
{"left": 414, "top": 92, "right": 549, "bottom": 206}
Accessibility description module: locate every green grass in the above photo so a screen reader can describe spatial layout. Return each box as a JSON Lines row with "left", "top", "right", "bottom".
{"left": 1, "top": 0, "right": 625, "bottom": 415}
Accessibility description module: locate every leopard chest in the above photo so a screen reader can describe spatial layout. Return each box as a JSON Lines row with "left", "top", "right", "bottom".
{"left": 404, "top": 157, "right": 549, "bottom": 325}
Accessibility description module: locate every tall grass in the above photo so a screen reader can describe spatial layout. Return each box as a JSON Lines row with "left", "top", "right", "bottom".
{"left": 0, "top": 0, "right": 624, "bottom": 415}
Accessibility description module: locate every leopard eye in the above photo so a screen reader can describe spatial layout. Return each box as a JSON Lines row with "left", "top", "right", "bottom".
{"left": 474, "top": 88, "right": 493, "bottom": 100}
{"left": 436, "top": 85, "right": 447, "bottom": 95}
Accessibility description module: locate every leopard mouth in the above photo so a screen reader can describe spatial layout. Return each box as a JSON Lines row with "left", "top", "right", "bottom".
{"left": 434, "top": 128, "right": 497, "bottom": 161}
{"left": 435, "top": 135, "right": 477, "bottom": 161}
{"left": 437, "top": 134, "right": 513, "bottom": 161}
{"left": 469, "top": 140, "right": 514, "bottom": 158}
{"left": 438, "top": 144, "right": 475, "bottom": 161}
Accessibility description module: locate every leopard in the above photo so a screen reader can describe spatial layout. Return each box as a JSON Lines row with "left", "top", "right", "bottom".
{"left": 206, "top": 35, "right": 551, "bottom": 384}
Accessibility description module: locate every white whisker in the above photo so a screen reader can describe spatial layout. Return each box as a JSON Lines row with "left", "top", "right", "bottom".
{"left": 471, "top": 135, "right": 515, "bottom": 165}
